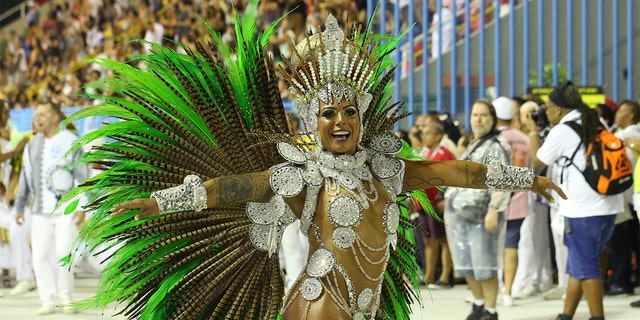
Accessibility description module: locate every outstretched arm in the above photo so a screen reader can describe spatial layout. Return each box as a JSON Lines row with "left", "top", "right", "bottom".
{"left": 112, "top": 171, "right": 274, "bottom": 220}
{"left": 402, "top": 159, "right": 566, "bottom": 203}
{"left": 402, "top": 159, "right": 487, "bottom": 191}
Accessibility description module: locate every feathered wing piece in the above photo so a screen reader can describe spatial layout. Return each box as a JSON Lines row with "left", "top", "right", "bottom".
{"left": 64, "top": 2, "right": 423, "bottom": 319}
{"left": 64, "top": 2, "right": 290, "bottom": 319}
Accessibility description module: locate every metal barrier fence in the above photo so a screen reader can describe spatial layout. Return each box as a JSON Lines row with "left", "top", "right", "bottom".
{"left": 0, "top": 0, "right": 27, "bottom": 28}
{"left": 367, "top": 0, "right": 639, "bottom": 131}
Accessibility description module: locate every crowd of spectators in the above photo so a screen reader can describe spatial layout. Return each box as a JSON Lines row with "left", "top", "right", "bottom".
{"left": 0, "top": 0, "right": 368, "bottom": 110}
{"left": 0, "top": 0, "right": 244, "bottom": 109}
{"left": 0, "top": 0, "right": 509, "bottom": 111}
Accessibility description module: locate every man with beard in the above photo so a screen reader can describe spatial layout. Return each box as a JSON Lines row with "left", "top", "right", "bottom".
{"left": 445, "top": 99, "right": 511, "bottom": 320}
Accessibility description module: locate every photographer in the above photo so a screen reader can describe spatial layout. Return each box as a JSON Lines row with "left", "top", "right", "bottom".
{"left": 522, "top": 99, "right": 569, "bottom": 301}
{"left": 521, "top": 101, "right": 550, "bottom": 144}
{"left": 531, "top": 82, "right": 622, "bottom": 320}
{"left": 516, "top": 101, "right": 559, "bottom": 300}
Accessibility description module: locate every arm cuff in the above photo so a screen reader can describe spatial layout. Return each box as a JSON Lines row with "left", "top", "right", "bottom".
{"left": 151, "top": 175, "right": 207, "bottom": 214}
{"left": 484, "top": 156, "right": 535, "bottom": 191}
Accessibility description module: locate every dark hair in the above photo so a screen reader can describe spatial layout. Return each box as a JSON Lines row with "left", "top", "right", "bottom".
{"left": 522, "top": 94, "right": 545, "bottom": 106}
{"left": 427, "top": 111, "right": 462, "bottom": 144}
{"left": 473, "top": 99, "right": 498, "bottom": 135}
{"left": 595, "top": 103, "right": 615, "bottom": 128}
{"left": 287, "top": 1, "right": 308, "bottom": 16}
{"left": 550, "top": 81, "right": 599, "bottom": 145}
{"left": 512, "top": 96, "right": 526, "bottom": 107}
{"left": 619, "top": 99, "right": 640, "bottom": 123}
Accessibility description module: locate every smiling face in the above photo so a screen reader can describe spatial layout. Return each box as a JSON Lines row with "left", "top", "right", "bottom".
{"left": 317, "top": 98, "right": 360, "bottom": 155}
{"left": 33, "top": 103, "right": 60, "bottom": 137}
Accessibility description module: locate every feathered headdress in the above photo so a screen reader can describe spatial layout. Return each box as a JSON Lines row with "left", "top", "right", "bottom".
{"left": 284, "top": 14, "right": 373, "bottom": 132}
{"left": 281, "top": 13, "right": 404, "bottom": 144}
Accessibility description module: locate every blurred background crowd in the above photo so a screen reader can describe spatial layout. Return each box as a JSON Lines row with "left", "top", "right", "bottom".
{"left": 1, "top": 0, "right": 639, "bottom": 318}
{"left": 0, "top": 0, "right": 513, "bottom": 110}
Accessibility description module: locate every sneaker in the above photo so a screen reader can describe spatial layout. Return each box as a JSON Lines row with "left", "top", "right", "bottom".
{"left": 502, "top": 294, "right": 514, "bottom": 307}
{"left": 630, "top": 300, "right": 640, "bottom": 308}
{"left": 555, "top": 314, "right": 572, "bottom": 320}
{"left": 515, "top": 283, "right": 536, "bottom": 299}
{"left": 62, "top": 304, "right": 76, "bottom": 314}
{"left": 465, "top": 303, "right": 484, "bottom": 320}
{"left": 61, "top": 299, "right": 76, "bottom": 314}
{"left": 604, "top": 285, "right": 631, "bottom": 296}
{"left": 10, "top": 280, "right": 36, "bottom": 296}
{"left": 36, "top": 304, "right": 57, "bottom": 315}
{"left": 478, "top": 309, "right": 498, "bottom": 320}
{"left": 543, "top": 286, "right": 566, "bottom": 300}
{"left": 428, "top": 280, "right": 452, "bottom": 290}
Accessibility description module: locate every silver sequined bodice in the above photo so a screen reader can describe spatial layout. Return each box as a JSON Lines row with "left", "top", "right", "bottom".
{"left": 248, "top": 133, "right": 406, "bottom": 318}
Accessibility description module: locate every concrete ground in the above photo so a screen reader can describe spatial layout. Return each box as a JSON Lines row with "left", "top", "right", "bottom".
{"left": 0, "top": 274, "right": 638, "bottom": 319}
{"left": 412, "top": 285, "right": 639, "bottom": 320}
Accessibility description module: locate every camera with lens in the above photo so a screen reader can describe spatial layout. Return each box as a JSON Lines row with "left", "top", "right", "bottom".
{"left": 530, "top": 105, "right": 550, "bottom": 128}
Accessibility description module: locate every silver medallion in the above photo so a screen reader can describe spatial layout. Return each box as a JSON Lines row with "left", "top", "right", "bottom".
{"left": 369, "top": 133, "right": 403, "bottom": 154}
{"left": 277, "top": 142, "right": 307, "bottom": 164}
{"left": 328, "top": 195, "right": 362, "bottom": 227}
{"left": 300, "top": 278, "right": 323, "bottom": 301}
{"left": 280, "top": 204, "right": 296, "bottom": 226}
{"left": 307, "top": 247, "right": 336, "bottom": 278}
{"left": 246, "top": 196, "right": 283, "bottom": 225}
{"left": 357, "top": 288, "right": 373, "bottom": 310}
{"left": 333, "top": 227, "right": 356, "bottom": 249}
{"left": 370, "top": 153, "right": 403, "bottom": 180}
{"left": 249, "top": 224, "right": 278, "bottom": 252}
{"left": 270, "top": 166, "right": 304, "bottom": 197}
{"left": 383, "top": 201, "right": 400, "bottom": 234}
{"left": 302, "top": 162, "right": 324, "bottom": 186}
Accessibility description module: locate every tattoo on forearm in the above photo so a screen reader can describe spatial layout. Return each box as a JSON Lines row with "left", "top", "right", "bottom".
{"left": 211, "top": 173, "right": 272, "bottom": 206}
{"left": 470, "top": 164, "right": 486, "bottom": 187}
{"left": 404, "top": 176, "right": 445, "bottom": 188}
{"left": 464, "top": 164, "right": 469, "bottom": 186}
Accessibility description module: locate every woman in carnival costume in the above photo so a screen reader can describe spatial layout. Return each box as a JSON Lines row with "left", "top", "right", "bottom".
{"left": 65, "top": 2, "right": 565, "bottom": 319}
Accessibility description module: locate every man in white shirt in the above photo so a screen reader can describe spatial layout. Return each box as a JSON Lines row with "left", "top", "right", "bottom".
{"left": 14, "top": 102, "right": 87, "bottom": 315}
{"left": 532, "top": 82, "right": 622, "bottom": 320}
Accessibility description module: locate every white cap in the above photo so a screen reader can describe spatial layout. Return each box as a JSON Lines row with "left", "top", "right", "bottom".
{"left": 493, "top": 97, "right": 514, "bottom": 120}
